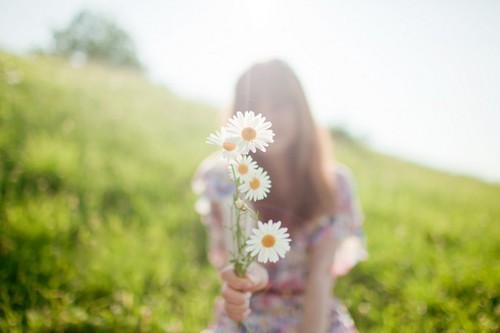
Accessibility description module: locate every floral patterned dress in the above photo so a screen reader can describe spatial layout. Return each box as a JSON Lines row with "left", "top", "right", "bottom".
{"left": 192, "top": 154, "right": 367, "bottom": 333}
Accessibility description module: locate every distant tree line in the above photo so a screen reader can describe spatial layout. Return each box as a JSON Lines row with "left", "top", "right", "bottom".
{"left": 49, "top": 10, "right": 143, "bottom": 70}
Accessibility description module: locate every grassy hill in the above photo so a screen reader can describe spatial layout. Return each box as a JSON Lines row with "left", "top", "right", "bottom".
{"left": 0, "top": 51, "right": 498, "bottom": 332}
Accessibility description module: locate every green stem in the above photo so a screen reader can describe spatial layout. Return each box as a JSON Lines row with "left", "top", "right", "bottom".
{"left": 229, "top": 165, "right": 253, "bottom": 333}
{"left": 238, "top": 321, "right": 251, "bottom": 332}
{"left": 230, "top": 164, "right": 247, "bottom": 277}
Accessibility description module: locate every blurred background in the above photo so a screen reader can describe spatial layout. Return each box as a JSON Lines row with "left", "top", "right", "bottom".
{"left": 0, "top": 0, "right": 498, "bottom": 332}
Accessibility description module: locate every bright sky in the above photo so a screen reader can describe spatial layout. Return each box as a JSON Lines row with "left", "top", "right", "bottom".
{"left": 1, "top": 0, "right": 499, "bottom": 183}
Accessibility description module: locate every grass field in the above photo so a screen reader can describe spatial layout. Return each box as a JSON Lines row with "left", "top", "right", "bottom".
{"left": 0, "top": 51, "right": 498, "bottom": 332}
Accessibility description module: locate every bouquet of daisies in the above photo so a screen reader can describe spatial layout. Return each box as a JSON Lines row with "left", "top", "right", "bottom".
{"left": 206, "top": 111, "right": 291, "bottom": 277}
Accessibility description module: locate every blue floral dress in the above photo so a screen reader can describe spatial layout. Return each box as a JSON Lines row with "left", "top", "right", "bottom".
{"left": 192, "top": 154, "right": 367, "bottom": 333}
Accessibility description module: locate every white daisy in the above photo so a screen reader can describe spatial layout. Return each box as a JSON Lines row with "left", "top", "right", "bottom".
{"left": 206, "top": 127, "right": 242, "bottom": 160}
{"left": 239, "top": 167, "right": 271, "bottom": 201}
{"left": 225, "top": 111, "right": 275, "bottom": 154}
{"left": 245, "top": 220, "right": 291, "bottom": 263}
{"left": 228, "top": 155, "right": 258, "bottom": 181}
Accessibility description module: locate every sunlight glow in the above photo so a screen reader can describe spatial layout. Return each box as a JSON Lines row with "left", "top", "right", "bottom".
{"left": 1, "top": 0, "right": 499, "bottom": 182}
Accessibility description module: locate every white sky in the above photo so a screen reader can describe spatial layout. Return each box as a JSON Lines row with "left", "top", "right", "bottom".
{"left": 1, "top": 0, "right": 499, "bottom": 183}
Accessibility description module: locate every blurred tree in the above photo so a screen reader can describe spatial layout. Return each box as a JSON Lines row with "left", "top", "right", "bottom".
{"left": 51, "top": 10, "right": 143, "bottom": 70}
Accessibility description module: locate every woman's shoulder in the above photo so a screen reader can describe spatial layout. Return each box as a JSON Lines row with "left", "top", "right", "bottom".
{"left": 193, "top": 153, "right": 229, "bottom": 179}
{"left": 192, "top": 153, "right": 234, "bottom": 202}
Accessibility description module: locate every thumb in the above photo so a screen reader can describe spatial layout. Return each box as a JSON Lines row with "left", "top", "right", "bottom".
{"left": 245, "top": 263, "right": 269, "bottom": 292}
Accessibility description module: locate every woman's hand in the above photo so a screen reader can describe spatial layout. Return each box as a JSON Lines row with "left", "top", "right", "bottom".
{"left": 219, "top": 263, "right": 269, "bottom": 322}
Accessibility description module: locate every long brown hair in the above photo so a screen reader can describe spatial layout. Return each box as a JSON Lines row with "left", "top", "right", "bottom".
{"left": 228, "top": 59, "right": 336, "bottom": 230}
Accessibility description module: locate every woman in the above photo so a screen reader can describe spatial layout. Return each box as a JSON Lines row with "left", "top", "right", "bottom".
{"left": 193, "top": 59, "right": 367, "bottom": 332}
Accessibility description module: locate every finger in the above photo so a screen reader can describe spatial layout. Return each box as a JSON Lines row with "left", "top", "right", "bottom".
{"left": 220, "top": 266, "right": 253, "bottom": 291}
{"left": 225, "top": 308, "right": 251, "bottom": 322}
{"left": 225, "top": 303, "right": 251, "bottom": 322}
{"left": 224, "top": 300, "right": 250, "bottom": 313}
{"left": 221, "top": 283, "right": 251, "bottom": 305}
{"left": 226, "top": 310, "right": 247, "bottom": 322}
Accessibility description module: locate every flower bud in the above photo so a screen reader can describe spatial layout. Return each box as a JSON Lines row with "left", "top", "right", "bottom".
{"left": 235, "top": 198, "right": 248, "bottom": 211}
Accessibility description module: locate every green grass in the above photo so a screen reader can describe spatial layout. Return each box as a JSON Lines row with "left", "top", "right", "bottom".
{"left": 1, "top": 51, "right": 499, "bottom": 332}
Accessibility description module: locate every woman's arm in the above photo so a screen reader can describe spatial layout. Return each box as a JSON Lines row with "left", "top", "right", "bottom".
{"left": 299, "top": 233, "right": 338, "bottom": 333}
{"left": 205, "top": 202, "right": 229, "bottom": 269}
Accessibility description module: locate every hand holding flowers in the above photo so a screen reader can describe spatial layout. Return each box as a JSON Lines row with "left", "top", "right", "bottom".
{"left": 206, "top": 111, "right": 292, "bottom": 326}
{"left": 219, "top": 263, "right": 269, "bottom": 322}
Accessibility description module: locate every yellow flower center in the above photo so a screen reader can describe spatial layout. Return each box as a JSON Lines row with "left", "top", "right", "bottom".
{"left": 261, "top": 234, "right": 276, "bottom": 248}
{"left": 241, "top": 127, "right": 257, "bottom": 141}
{"left": 237, "top": 164, "right": 249, "bottom": 175}
{"left": 223, "top": 141, "right": 237, "bottom": 151}
{"left": 249, "top": 177, "right": 260, "bottom": 190}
